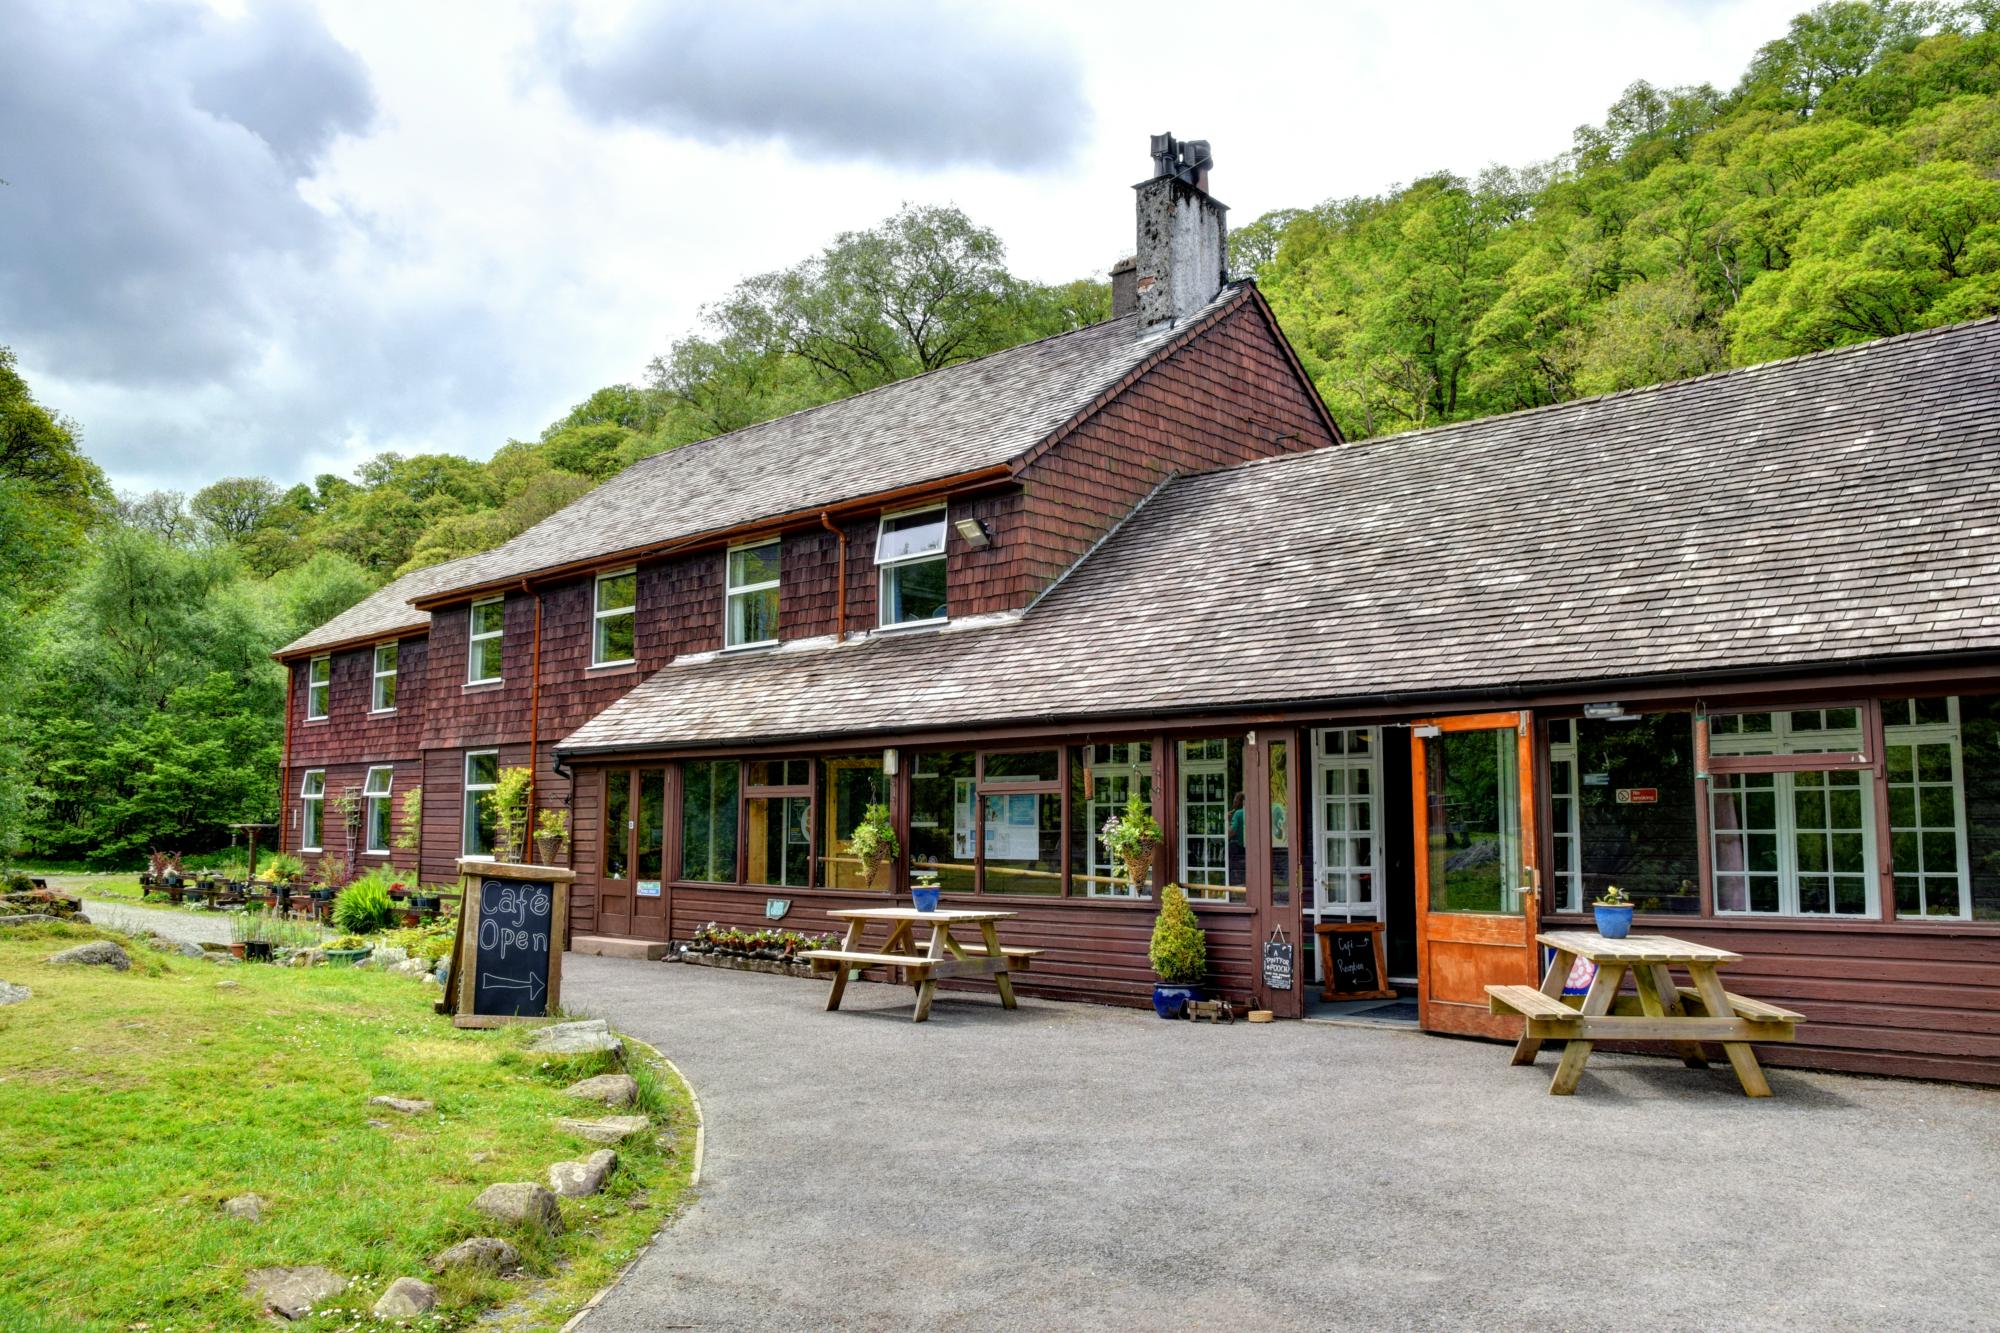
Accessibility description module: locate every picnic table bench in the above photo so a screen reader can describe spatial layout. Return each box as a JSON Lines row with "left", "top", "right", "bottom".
{"left": 1487, "top": 931, "right": 1804, "bottom": 1097}
{"left": 802, "top": 907, "right": 1042, "bottom": 1022}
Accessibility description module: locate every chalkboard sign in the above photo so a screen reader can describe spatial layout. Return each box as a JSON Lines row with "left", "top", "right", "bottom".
{"left": 446, "top": 860, "right": 571, "bottom": 1029}
{"left": 1316, "top": 922, "right": 1396, "bottom": 1001}
{"left": 1262, "top": 939, "right": 1295, "bottom": 991}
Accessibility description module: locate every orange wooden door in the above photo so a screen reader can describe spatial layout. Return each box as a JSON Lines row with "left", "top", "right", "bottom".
{"left": 1411, "top": 712, "right": 1541, "bottom": 1038}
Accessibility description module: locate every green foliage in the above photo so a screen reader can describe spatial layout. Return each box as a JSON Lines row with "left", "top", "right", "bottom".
{"left": 331, "top": 870, "right": 397, "bottom": 935}
{"left": 1099, "top": 793, "right": 1162, "bottom": 888}
{"left": 534, "top": 806, "right": 569, "bottom": 857}
{"left": 483, "top": 766, "right": 533, "bottom": 861}
{"left": 846, "top": 803, "right": 899, "bottom": 882}
{"left": 257, "top": 852, "right": 304, "bottom": 884}
{"left": 1148, "top": 884, "right": 1208, "bottom": 984}
{"left": 394, "top": 786, "right": 424, "bottom": 852}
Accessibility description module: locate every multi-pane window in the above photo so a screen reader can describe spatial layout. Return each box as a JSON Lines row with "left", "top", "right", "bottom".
{"left": 726, "top": 540, "right": 780, "bottom": 648}
{"left": 745, "top": 759, "right": 812, "bottom": 888}
{"left": 1071, "top": 742, "right": 1155, "bottom": 898}
{"left": 876, "top": 508, "right": 947, "bottom": 627}
{"left": 299, "top": 770, "right": 326, "bottom": 852}
{"left": 1544, "top": 713, "right": 1699, "bottom": 915}
{"left": 1178, "top": 737, "right": 1246, "bottom": 902}
{"left": 463, "top": 750, "right": 499, "bottom": 857}
{"left": 372, "top": 642, "right": 398, "bottom": 712}
{"left": 363, "top": 766, "right": 394, "bottom": 854}
{"left": 1314, "top": 727, "right": 1379, "bottom": 917}
{"left": 1547, "top": 720, "right": 1581, "bottom": 912}
{"left": 306, "top": 656, "right": 330, "bottom": 719}
{"left": 1710, "top": 709, "right": 1876, "bottom": 918}
{"left": 468, "top": 598, "right": 504, "bottom": 684}
{"left": 593, "top": 569, "right": 636, "bottom": 665}
{"left": 1883, "top": 697, "right": 1972, "bottom": 918}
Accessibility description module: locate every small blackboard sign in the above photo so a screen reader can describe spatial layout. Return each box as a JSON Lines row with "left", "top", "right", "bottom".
{"left": 1316, "top": 921, "right": 1396, "bottom": 1001}
{"left": 446, "top": 859, "right": 571, "bottom": 1028}
{"left": 1262, "top": 939, "right": 1295, "bottom": 991}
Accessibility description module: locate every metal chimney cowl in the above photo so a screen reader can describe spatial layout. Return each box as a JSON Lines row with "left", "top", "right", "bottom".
{"left": 1133, "top": 132, "right": 1227, "bottom": 332}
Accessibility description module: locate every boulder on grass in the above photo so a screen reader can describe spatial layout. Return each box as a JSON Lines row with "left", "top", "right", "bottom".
{"left": 0, "top": 914, "right": 61, "bottom": 927}
{"left": 430, "top": 1236, "right": 519, "bottom": 1275}
{"left": 46, "top": 941, "right": 130, "bottom": 971}
{"left": 548, "top": 1149, "right": 617, "bottom": 1198}
{"left": 244, "top": 1265, "right": 348, "bottom": 1320}
{"left": 526, "top": 1018, "right": 621, "bottom": 1057}
{"left": 0, "top": 981, "right": 29, "bottom": 1005}
{"left": 368, "top": 1094, "right": 434, "bottom": 1116}
{"left": 471, "top": 1182, "right": 564, "bottom": 1236}
{"left": 373, "top": 1277, "right": 436, "bottom": 1317}
{"left": 554, "top": 1114, "right": 649, "bottom": 1146}
{"left": 561, "top": 1073, "right": 638, "bottom": 1108}
{"left": 221, "top": 1192, "right": 268, "bottom": 1222}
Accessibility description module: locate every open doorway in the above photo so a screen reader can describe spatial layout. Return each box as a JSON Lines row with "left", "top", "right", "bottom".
{"left": 1302, "top": 726, "right": 1418, "bottom": 1026}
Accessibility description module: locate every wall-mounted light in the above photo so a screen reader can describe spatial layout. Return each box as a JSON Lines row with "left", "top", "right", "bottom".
{"left": 953, "top": 517, "right": 992, "bottom": 549}
{"left": 883, "top": 748, "right": 900, "bottom": 777}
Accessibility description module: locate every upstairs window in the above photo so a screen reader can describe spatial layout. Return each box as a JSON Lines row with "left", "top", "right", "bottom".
{"left": 877, "top": 508, "right": 947, "bottom": 627}
{"left": 306, "top": 656, "right": 330, "bottom": 720}
{"left": 594, "top": 569, "right": 637, "bottom": 665}
{"left": 299, "top": 769, "right": 325, "bottom": 852}
{"left": 726, "top": 540, "right": 781, "bottom": 648}
{"left": 372, "top": 642, "right": 398, "bottom": 712}
{"left": 468, "top": 597, "right": 504, "bottom": 684}
{"left": 363, "top": 766, "right": 394, "bottom": 854}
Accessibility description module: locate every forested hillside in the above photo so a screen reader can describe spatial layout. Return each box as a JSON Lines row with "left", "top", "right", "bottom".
{"left": 3, "top": 0, "right": 1996, "bottom": 867}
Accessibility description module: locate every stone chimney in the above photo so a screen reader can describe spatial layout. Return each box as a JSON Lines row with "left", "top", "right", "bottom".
{"left": 1110, "top": 256, "right": 1138, "bottom": 318}
{"left": 1132, "top": 133, "right": 1227, "bottom": 331}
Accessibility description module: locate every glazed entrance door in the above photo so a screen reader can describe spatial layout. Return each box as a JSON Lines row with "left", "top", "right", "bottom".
{"left": 1411, "top": 713, "right": 1541, "bottom": 1038}
{"left": 598, "top": 768, "right": 668, "bottom": 941}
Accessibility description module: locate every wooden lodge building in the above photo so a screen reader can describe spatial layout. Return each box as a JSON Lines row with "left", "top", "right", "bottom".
{"left": 276, "top": 137, "right": 2000, "bottom": 1086}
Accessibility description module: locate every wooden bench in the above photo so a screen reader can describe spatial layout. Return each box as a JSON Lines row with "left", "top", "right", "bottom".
{"left": 1486, "top": 984, "right": 1581, "bottom": 1023}
{"left": 1676, "top": 987, "right": 1805, "bottom": 1026}
{"left": 802, "top": 946, "right": 1041, "bottom": 974}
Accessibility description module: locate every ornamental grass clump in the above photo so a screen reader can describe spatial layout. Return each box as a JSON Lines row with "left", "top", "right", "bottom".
{"left": 1148, "top": 883, "right": 1207, "bottom": 985}
{"left": 332, "top": 872, "right": 396, "bottom": 935}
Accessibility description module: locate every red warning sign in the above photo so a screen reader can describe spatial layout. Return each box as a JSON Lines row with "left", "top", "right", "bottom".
{"left": 1615, "top": 788, "right": 1659, "bottom": 805}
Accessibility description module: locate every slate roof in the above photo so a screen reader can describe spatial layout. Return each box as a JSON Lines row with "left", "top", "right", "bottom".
{"left": 559, "top": 317, "right": 2000, "bottom": 755}
{"left": 410, "top": 285, "right": 1253, "bottom": 601}
{"left": 275, "top": 554, "right": 484, "bottom": 657}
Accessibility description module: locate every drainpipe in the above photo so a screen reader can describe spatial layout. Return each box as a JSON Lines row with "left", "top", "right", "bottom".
{"left": 279, "top": 665, "right": 295, "bottom": 856}
{"left": 525, "top": 579, "right": 542, "bottom": 858}
{"left": 820, "top": 511, "right": 847, "bottom": 640}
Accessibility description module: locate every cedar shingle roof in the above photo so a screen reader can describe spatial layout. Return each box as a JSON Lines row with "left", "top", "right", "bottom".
{"left": 275, "top": 554, "right": 482, "bottom": 657}
{"left": 558, "top": 316, "right": 2000, "bottom": 755}
{"left": 411, "top": 285, "right": 1253, "bottom": 601}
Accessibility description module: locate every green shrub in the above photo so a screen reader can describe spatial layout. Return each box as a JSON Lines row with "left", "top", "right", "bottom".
{"left": 331, "top": 873, "right": 396, "bottom": 935}
{"left": 381, "top": 917, "right": 459, "bottom": 966}
{"left": 257, "top": 853, "right": 304, "bottom": 885}
{"left": 1148, "top": 883, "right": 1207, "bottom": 984}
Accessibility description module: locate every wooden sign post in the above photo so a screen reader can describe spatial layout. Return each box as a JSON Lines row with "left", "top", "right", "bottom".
{"left": 1314, "top": 921, "right": 1396, "bottom": 1001}
{"left": 444, "top": 858, "right": 573, "bottom": 1029}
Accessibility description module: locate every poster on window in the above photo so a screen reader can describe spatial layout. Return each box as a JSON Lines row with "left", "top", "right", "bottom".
{"left": 953, "top": 781, "right": 1041, "bottom": 860}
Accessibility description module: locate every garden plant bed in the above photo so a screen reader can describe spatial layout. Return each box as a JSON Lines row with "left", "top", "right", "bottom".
{"left": 0, "top": 919, "right": 696, "bottom": 1329}
{"left": 679, "top": 950, "right": 821, "bottom": 981}
{"left": 677, "top": 923, "right": 839, "bottom": 982}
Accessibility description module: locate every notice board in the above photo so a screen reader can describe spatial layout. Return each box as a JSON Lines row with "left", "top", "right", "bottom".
{"left": 444, "top": 859, "right": 574, "bottom": 1028}
{"left": 1314, "top": 921, "right": 1397, "bottom": 1001}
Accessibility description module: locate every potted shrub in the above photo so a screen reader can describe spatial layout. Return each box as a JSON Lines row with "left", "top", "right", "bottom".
{"left": 1147, "top": 883, "right": 1208, "bottom": 1018}
{"left": 325, "top": 934, "right": 373, "bottom": 967}
{"left": 1593, "top": 884, "right": 1635, "bottom": 939}
{"left": 847, "top": 804, "right": 902, "bottom": 897}
{"left": 534, "top": 808, "right": 570, "bottom": 865}
{"left": 1098, "top": 794, "right": 1161, "bottom": 893}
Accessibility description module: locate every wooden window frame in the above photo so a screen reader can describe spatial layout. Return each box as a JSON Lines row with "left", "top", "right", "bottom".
{"left": 306, "top": 656, "right": 330, "bottom": 720}
{"left": 462, "top": 749, "right": 499, "bottom": 859}
{"left": 467, "top": 597, "right": 504, "bottom": 685}
{"left": 362, "top": 765, "right": 394, "bottom": 855}
{"left": 740, "top": 760, "right": 814, "bottom": 891}
{"left": 299, "top": 769, "right": 326, "bottom": 853}
{"left": 371, "top": 641, "right": 398, "bottom": 713}
{"left": 592, "top": 569, "right": 637, "bottom": 667}
{"left": 724, "top": 539, "right": 781, "bottom": 650}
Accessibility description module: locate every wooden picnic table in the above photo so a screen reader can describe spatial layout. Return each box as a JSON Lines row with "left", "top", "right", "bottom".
{"left": 801, "top": 908, "right": 1042, "bottom": 1023}
{"left": 1487, "top": 931, "right": 1804, "bottom": 1097}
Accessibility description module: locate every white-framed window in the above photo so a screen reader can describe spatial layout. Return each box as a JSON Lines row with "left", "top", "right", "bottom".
{"left": 725, "top": 540, "right": 781, "bottom": 648}
{"left": 1882, "top": 697, "right": 1972, "bottom": 919}
{"left": 299, "top": 769, "right": 326, "bottom": 852}
{"left": 363, "top": 765, "right": 394, "bottom": 854}
{"left": 1710, "top": 708, "right": 1878, "bottom": 918}
{"left": 371, "top": 642, "right": 398, "bottom": 712}
{"left": 467, "top": 597, "right": 504, "bottom": 684}
{"left": 1081, "top": 741, "right": 1154, "bottom": 899}
{"left": 593, "top": 569, "right": 636, "bottom": 665}
{"left": 876, "top": 507, "right": 947, "bottom": 627}
{"left": 1313, "top": 727, "right": 1382, "bottom": 918}
{"left": 306, "top": 656, "right": 330, "bottom": 720}
{"left": 1547, "top": 719, "right": 1583, "bottom": 913}
{"left": 463, "top": 750, "right": 499, "bottom": 857}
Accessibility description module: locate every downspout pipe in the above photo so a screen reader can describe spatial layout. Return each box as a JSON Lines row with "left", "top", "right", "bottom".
{"left": 279, "top": 665, "right": 295, "bottom": 856}
{"left": 820, "top": 511, "right": 848, "bottom": 640}
{"left": 525, "top": 579, "right": 543, "bottom": 856}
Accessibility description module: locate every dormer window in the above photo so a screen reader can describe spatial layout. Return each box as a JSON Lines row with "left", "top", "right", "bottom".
{"left": 468, "top": 597, "right": 504, "bottom": 684}
{"left": 726, "top": 540, "right": 781, "bottom": 648}
{"left": 306, "top": 656, "right": 330, "bottom": 719}
{"left": 372, "top": 642, "right": 398, "bottom": 712}
{"left": 877, "top": 507, "right": 947, "bottom": 627}
{"left": 594, "top": 569, "right": 637, "bottom": 666}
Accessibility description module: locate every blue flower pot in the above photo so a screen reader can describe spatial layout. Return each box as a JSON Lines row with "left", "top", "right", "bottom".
{"left": 911, "top": 888, "right": 941, "bottom": 912}
{"left": 1152, "top": 981, "right": 1201, "bottom": 1019}
{"left": 1594, "top": 904, "right": 1635, "bottom": 939}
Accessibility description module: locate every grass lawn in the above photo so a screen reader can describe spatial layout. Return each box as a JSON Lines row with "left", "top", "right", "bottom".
{"left": 0, "top": 920, "right": 695, "bottom": 1331}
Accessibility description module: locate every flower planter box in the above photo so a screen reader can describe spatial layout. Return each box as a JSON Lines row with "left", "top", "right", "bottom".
{"left": 680, "top": 950, "right": 820, "bottom": 981}
{"left": 324, "top": 947, "right": 371, "bottom": 968}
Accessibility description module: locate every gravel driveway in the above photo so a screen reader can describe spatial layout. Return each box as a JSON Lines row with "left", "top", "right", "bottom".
{"left": 81, "top": 899, "right": 234, "bottom": 946}
{"left": 565, "top": 957, "right": 2000, "bottom": 1332}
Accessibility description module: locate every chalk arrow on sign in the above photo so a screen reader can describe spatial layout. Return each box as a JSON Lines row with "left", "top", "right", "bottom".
{"left": 481, "top": 973, "right": 545, "bottom": 1005}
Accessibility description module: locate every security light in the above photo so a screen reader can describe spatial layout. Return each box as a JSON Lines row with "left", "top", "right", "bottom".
{"left": 952, "top": 517, "right": 992, "bottom": 549}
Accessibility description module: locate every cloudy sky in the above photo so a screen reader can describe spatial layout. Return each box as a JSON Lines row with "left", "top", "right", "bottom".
{"left": 0, "top": 0, "right": 1806, "bottom": 495}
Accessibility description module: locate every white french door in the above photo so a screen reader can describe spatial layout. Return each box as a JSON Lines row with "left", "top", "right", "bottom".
{"left": 1309, "top": 727, "right": 1382, "bottom": 981}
